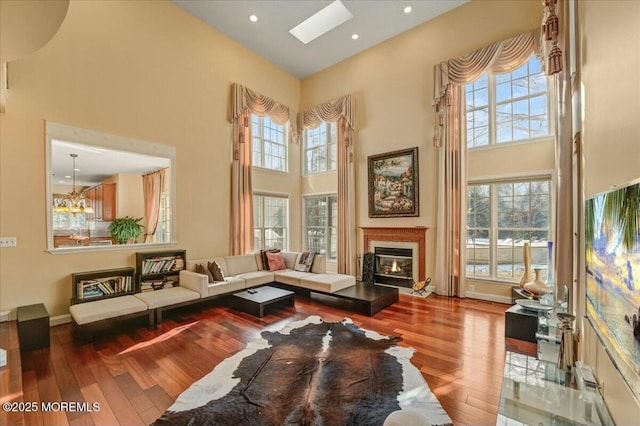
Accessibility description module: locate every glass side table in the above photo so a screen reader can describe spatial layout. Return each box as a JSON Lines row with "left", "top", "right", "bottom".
{"left": 497, "top": 351, "right": 615, "bottom": 425}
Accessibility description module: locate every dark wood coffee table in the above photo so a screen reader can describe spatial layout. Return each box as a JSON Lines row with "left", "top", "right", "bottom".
{"left": 231, "top": 286, "right": 295, "bottom": 317}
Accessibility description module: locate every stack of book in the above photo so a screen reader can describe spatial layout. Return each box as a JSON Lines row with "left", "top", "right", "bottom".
{"left": 141, "top": 255, "right": 184, "bottom": 274}
{"left": 76, "top": 275, "right": 132, "bottom": 299}
{"left": 140, "top": 279, "right": 174, "bottom": 291}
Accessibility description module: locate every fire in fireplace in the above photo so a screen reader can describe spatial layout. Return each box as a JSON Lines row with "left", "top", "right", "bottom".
{"left": 374, "top": 247, "right": 413, "bottom": 288}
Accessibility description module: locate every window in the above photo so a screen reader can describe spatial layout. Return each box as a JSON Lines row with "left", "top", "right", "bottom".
{"left": 253, "top": 194, "right": 288, "bottom": 250}
{"left": 304, "top": 122, "right": 337, "bottom": 174}
{"left": 466, "top": 178, "right": 550, "bottom": 282}
{"left": 52, "top": 212, "right": 88, "bottom": 230}
{"left": 155, "top": 191, "right": 171, "bottom": 243}
{"left": 304, "top": 195, "right": 337, "bottom": 260}
{"left": 466, "top": 56, "right": 549, "bottom": 148}
{"left": 252, "top": 115, "right": 287, "bottom": 172}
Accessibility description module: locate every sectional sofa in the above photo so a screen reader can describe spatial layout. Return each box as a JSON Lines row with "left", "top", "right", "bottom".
{"left": 69, "top": 251, "right": 355, "bottom": 336}
{"left": 180, "top": 252, "right": 355, "bottom": 298}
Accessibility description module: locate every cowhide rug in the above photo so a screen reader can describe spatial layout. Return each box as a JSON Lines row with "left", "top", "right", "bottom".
{"left": 152, "top": 316, "right": 452, "bottom": 426}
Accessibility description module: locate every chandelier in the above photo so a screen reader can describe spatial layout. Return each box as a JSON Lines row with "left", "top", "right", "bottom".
{"left": 53, "top": 154, "right": 95, "bottom": 215}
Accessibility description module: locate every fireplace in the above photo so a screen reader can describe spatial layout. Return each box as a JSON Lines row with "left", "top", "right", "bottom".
{"left": 375, "top": 247, "right": 413, "bottom": 288}
{"left": 361, "top": 226, "right": 428, "bottom": 287}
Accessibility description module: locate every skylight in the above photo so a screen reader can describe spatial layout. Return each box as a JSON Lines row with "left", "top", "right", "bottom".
{"left": 289, "top": 0, "right": 353, "bottom": 44}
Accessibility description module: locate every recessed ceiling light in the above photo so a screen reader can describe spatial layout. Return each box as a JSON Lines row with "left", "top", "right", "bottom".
{"left": 249, "top": 14, "right": 258, "bottom": 23}
{"left": 404, "top": 6, "right": 412, "bottom": 14}
{"left": 352, "top": 34, "right": 359, "bottom": 40}
{"left": 64, "top": 176, "right": 71, "bottom": 179}
{"left": 290, "top": 0, "right": 353, "bottom": 44}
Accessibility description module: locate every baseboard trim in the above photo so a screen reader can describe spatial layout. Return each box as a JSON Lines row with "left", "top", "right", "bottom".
{"left": 465, "top": 291, "right": 511, "bottom": 305}
{"left": 0, "top": 310, "right": 10, "bottom": 322}
{"left": 51, "top": 314, "right": 71, "bottom": 326}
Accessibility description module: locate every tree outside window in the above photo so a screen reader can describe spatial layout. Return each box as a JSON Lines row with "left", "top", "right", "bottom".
{"left": 304, "top": 122, "right": 337, "bottom": 174}
{"left": 467, "top": 179, "right": 550, "bottom": 282}
{"left": 466, "top": 56, "right": 549, "bottom": 148}
{"left": 304, "top": 195, "right": 337, "bottom": 260}
{"left": 254, "top": 194, "right": 288, "bottom": 250}
{"left": 252, "top": 115, "right": 287, "bottom": 172}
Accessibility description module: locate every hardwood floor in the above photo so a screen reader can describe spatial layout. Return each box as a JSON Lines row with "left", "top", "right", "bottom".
{"left": 1, "top": 294, "right": 511, "bottom": 425}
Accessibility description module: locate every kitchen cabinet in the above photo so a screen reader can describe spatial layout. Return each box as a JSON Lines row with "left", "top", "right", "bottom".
{"left": 86, "top": 183, "right": 116, "bottom": 221}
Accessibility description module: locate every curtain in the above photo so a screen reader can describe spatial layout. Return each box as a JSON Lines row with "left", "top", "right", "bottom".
{"left": 229, "top": 83, "right": 296, "bottom": 255}
{"left": 432, "top": 28, "right": 541, "bottom": 297}
{"left": 548, "top": 0, "right": 575, "bottom": 316}
{"left": 434, "top": 87, "right": 465, "bottom": 296}
{"left": 299, "top": 95, "right": 356, "bottom": 275}
{"left": 142, "top": 169, "right": 165, "bottom": 243}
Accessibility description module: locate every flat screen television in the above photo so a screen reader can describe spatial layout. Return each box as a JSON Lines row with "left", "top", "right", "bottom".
{"left": 585, "top": 178, "right": 640, "bottom": 404}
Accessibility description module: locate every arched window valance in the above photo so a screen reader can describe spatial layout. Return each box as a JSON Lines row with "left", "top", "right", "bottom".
{"left": 230, "top": 83, "right": 298, "bottom": 143}
{"left": 299, "top": 94, "right": 355, "bottom": 131}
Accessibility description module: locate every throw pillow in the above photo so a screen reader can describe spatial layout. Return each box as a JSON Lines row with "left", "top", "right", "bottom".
{"left": 208, "top": 261, "right": 225, "bottom": 282}
{"left": 260, "top": 249, "right": 280, "bottom": 271}
{"left": 266, "top": 251, "right": 287, "bottom": 271}
{"left": 295, "top": 251, "right": 316, "bottom": 272}
{"left": 195, "top": 263, "right": 215, "bottom": 283}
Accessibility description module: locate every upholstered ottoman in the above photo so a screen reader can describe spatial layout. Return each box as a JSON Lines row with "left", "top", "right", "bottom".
{"left": 299, "top": 273, "right": 355, "bottom": 293}
{"left": 134, "top": 286, "right": 200, "bottom": 324}
{"left": 69, "top": 295, "right": 148, "bottom": 326}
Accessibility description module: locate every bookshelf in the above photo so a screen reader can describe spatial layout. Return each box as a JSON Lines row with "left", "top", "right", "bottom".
{"left": 71, "top": 267, "right": 136, "bottom": 305}
{"left": 135, "top": 249, "right": 186, "bottom": 292}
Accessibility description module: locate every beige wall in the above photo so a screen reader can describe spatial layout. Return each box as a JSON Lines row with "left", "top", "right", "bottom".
{"left": 579, "top": 0, "right": 640, "bottom": 421}
{"left": 301, "top": 0, "right": 543, "bottom": 290}
{"left": 0, "top": 0, "right": 300, "bottom": 317}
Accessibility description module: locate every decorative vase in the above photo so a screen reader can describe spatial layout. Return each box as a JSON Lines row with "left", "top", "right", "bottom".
{"left": 519, "top": 242, "right": 532, "bottom": 288}
{"left": 524, "top": 268, "right": 553, "bottom": 296}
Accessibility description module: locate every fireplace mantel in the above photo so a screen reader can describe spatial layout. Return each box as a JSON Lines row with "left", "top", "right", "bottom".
{"left": 361, "top": 227, "right": 428, "bottom": 282}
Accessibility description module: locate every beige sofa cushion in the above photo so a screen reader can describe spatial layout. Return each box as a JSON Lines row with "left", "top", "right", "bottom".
{"left": 207, "top": 278, "right": 245, "bottom": 296}
{"left": 299, "top": 273, "right": 355, "bottom": 293}
{"left": 235, "top": 270, "right": 274, "bottom": 287}
{"left": 281, "top": 251, "right": 300, "bottom": 270}
{"left": 70, "top": 295, "right": 147, "bottom": 325}
{"left": 274, "top": 270, "right": 314, "bottom": 286}
{"left": 311, "top": 254, "right": 326, "bottom": 274}
{"left": 225, "top": 254, "right": 258, "bottom": 276}
{"left": 134, "top": 286, "right": 200, "bottom": 309}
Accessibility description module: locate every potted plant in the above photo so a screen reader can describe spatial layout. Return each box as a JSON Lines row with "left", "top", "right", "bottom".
{"left": 109, "top": 216, "right": 144, "bottom": 244}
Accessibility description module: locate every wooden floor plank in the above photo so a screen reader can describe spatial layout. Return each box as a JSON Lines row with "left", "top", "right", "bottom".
{"left": 12, "top": 293, "right": 513, "bottom": 425}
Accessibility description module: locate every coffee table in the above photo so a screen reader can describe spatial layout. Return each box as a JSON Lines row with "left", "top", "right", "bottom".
{"left": 231, "top": 286, "right": 295, "bottom": 317}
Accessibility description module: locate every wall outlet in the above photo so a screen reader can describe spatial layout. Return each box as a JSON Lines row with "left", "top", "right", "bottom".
{"left": 0, "top": 237, "right": 17, "bottom": 247}
{"left": 468, "top": 284, "right": 475, "bottom": 292}
{"left": 0, "top": 311, "right": 10, "bottom": 322}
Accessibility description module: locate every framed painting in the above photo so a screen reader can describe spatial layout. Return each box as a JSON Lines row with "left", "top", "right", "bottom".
{"left": 368, "top": 147, "right": 419, "bottom": 218}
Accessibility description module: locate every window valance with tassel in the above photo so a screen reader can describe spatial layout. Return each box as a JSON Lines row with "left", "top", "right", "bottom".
{"left": 299, "top": 94, "right": 356, "bottom": 131}
{"left": 230, "top": 83, "right": 298, "bottom": 143}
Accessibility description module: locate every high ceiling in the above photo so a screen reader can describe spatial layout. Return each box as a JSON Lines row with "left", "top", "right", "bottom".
{"left": 172, "top": 0, "right": 468, "bottom": 79}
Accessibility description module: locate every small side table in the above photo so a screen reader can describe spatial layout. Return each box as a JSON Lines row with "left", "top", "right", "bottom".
{"left": 505, "top": 304, "right": 538, "bottom": 343}
{"left": 17, "top": 303, "right": 50, "bottom": 351}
